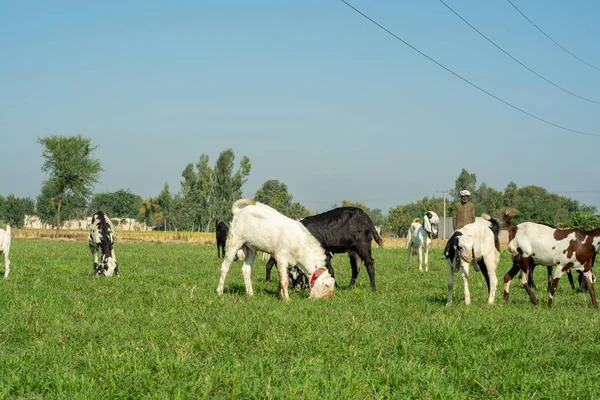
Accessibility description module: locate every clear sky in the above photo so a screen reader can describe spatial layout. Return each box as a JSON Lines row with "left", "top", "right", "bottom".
{"left": 2, "top": 0, "right": 599, "bottom": 213}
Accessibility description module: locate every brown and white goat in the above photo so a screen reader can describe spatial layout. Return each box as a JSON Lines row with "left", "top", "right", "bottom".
{"left": 216, "top": 199, "right": 335, "bottom": 301}
{"left": 503, "top": 209, "right": 599, "bottom": 308}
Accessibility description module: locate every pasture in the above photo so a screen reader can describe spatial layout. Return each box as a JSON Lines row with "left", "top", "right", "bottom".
{"left": 1, "top": 239, "right": 600, "bottom": 398}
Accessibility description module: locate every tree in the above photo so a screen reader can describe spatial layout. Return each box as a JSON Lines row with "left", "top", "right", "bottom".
{"left": 253, "top": 179, "right": 311, "bottom": 220}
{"left": 157, "top": 182, "right": 172, "bottom": 230}
{"left": 36, "top": 181, "right": 88, "bottom": 227}
{"left": 503, "top": 181, "right": 518, "bottom": 208}
{"left": 177, "top": 149, "right": 251, "bottom": 232}
{"left": 0, "top": 195, "right": 26, "bottom": 227}
{"left": 89, "top": 189, "right": 143, "bottom": 219}
{"left": 38, "top": 135, "right": 102, "bottom": 237}
{"left": 451, "top": 168, "right": 477, "bottom": 201}
{"left": 254, "top": 180, "right": 294, "bottom": 214}
{"left": 139, "top": 198, "right": 162, "bottom": 227}
{"left": 213, "top": 149, "right": 251, "bottom": 225}
{"left": 474, "top": 182, "right": 504, "bottom": 218}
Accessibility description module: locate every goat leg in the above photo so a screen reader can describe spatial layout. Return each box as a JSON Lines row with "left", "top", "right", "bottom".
{"left": 584, "top": 273, "right": 598, "bottom": 309}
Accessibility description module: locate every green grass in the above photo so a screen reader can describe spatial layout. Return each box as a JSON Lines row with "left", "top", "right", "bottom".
{"left": 1, "top": 239, "right": 600, "bottom": 399}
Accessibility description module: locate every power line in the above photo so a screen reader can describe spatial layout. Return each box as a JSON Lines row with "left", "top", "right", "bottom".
{"left": 439, "top": 0, "right": 600, "bottom": 105}
{"left": 338, "top": 0, "right": 600, "bottom": 138}
{"left": 506, "top": 0, "right": 600, "bottom": 72}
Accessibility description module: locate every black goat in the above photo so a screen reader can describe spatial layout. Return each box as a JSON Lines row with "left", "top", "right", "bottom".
{"left": 215, "top": 221, "right": 229, "bottom": 258}
{"left": 266, "top": 207, "right": 383, "bottom": 292}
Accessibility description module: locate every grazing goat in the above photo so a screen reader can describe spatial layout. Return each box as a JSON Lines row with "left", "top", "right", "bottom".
{"left": 88, "top": 211, "right": 119, "bottom": 276}
{"left": 265, "top": 207, "right": 383, "bottom": 292}
{"left": 503, "top": 209, "right": 599, "bottom": 308}
{"left": 216, "top": 199, "right": 335, "bottom": 301}
{"left": 406, "top": 211, "right": 440, "bottom": 272}
{"left": 444, "top": 214, "right": 500, "bottom": 305}
{"left": 0, "top": 224, "right": 11, "bottom": 278}
{"left": 215, "top": 221, "right": 229, "bottom": 258}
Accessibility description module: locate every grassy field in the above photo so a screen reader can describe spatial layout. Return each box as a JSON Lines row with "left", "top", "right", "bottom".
{"left": 1, "top": 239, "right": 600, "bottom": 399}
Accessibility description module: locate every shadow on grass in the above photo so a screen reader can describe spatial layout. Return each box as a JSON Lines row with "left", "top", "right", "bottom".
{"left": 427, "top": 296, "right": 448, "bottom": 306}
{"left": 223, "top": 283, "right": 246, "bottom": 296}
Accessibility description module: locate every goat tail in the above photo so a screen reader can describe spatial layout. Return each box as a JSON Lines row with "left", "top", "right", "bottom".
{"left": 503, "top": 208, "right": 518, "bottom": 228}
{"left": 488, "top": 217, "right": 501, "bottom": 251}
{"left": 368, "top": 219, "right": 384, "bottom": 247}
{"left": 232, "top": 199, "right": 256, "bottom": 216}
{"left": 5, "top": 224, "right": 10, "bottom": 236}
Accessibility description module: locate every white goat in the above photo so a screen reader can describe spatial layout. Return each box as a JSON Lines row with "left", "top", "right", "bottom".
{"left": 216, "top": 199, "right": 335, "bottom": 301}
{"left": 88, "top": 211, "right": 119, "bottom": 276}
{"left": 444, "top": 214, "right": 500, "bottom": 305}
{"left": 406, "top": 211, "right": 439, "bottom": 272}
{"left": 503, "top": 209, "right": 599, "bottom": 308}
{"left": 0, "top": 224, "right": 12, "bottom": 278}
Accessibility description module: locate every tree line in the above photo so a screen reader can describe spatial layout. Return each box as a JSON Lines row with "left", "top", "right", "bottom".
{"left": 1, "top": 136, "right": 598, "bottom": 235}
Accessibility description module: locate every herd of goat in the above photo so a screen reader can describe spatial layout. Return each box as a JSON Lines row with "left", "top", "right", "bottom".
{"left": 0, "top": 200, "right": 599, "bottom": 308}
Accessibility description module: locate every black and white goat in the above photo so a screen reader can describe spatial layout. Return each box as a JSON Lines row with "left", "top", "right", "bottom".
{"left": 216, "top": 199, "right": 335, "bottom": 301}
{"left": 265, "top": 207, "right": 383, "bottom": 292}
{"left": 503, "top": 209, "right": 599, "bottom": 308}
{"left": 88, "top": 211, "right": 119, "bottom": 276}
{"left": 0, "top": 224, "right": 11, "bottom": 278}
{"left": 406, "top": 211, "right": 440, "bottom": 272}
{"left": 444, "top": 214, "right": 500, "bottom": 305}
{"left": 215, "top": 221, "right": 229, "bottom": 258}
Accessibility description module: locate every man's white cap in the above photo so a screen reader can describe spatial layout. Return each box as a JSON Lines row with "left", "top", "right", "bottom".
{"left": 460, "top": 190, "right": 471, "bottom": 197}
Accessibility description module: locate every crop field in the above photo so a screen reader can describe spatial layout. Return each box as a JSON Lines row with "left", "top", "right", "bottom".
{"left": 1, "top": 238, "right": 600, "bottom": 398}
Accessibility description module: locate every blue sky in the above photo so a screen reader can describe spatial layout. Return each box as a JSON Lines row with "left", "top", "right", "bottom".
{"left": 2, "top": 0, "right": 599, "bottom": 213}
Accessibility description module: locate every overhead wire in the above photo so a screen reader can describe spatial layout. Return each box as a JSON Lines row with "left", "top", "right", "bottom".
{"left": 338, "top": 0, "right": 600, "bottom": 138}
{"left": 506, "top": 0, "right": 600, "bottom": 72}
{"left": 439, "top": 0, "right": 600, "bottom": 105}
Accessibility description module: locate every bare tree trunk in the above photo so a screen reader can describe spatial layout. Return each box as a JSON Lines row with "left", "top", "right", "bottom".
{"left": 55, "top": 190, "right": 64, "bottom": 238}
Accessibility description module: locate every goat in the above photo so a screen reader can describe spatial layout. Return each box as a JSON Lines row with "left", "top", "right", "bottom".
{"left": 265, "top": 207, "right": 383, "bottom": 292}
{"left": 216, "top": 199, "right": 335, "bottom": 301}
{"left": 215, "top": 221, "right": 229, "bottom": 258}
{"left": 444, "top": 214, "right": 500, "bottom": 305}
{"left": 406, "top": 211, "right": 440, "bottom": 272}
{"left": 0, "top": 224, "right": 12, "bottom": 278}
{"left": 88, "top": 211, "right": 119, "bottom": 276}
{"left": 503, "top": 209, "right": 599, "bottom": 308}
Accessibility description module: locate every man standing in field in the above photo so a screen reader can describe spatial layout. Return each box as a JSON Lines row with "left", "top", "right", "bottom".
{"left": 453, "top": 190, "right": 475, "bottom": 230}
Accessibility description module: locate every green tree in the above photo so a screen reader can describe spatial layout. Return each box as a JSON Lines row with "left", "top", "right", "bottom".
{"left": 503, "top": 181, "right": 518, "bottom": 208}
{"left": 474, "top": 182, "right": 504, "bottom": 217}
{"left": 451, "top": 168, "right": 477, "bottom": 201}
{"left": 1, "top": 195, "right": 25, "bottom": 227}
{"left": 178, "top": 150, "right": 250, "bottom": 232}
{"left": 253, "top": 179, "right": 310, "bottom": 220}
{"left": 36, "top": 180, "right": 88, "bottom": 227}
{"left": 157, "top": 182, "right": 172, "bottom": 230}
{"left": 255, "top": 180, "right": 294, "bottom": 214}
{"left": 139, "top": 198, "right": 162, "bottom": 227}
{"left": 213, "top": 149, "right": 251, "bottom": 225}
{"left": 23, "top": 197, "right": 35, "bottom": 216}
{"left": 38, "top": 134, "right": 102, "bottom": 237}
{"left": 89, "top": 189, "right": 143, "bottom": 219}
